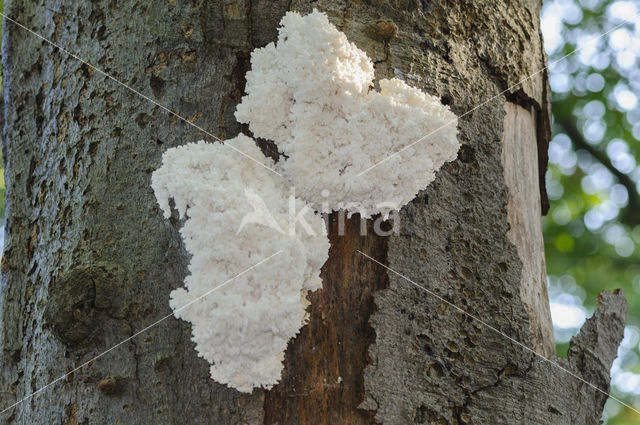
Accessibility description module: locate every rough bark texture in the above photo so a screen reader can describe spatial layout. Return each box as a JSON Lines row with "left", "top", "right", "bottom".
{"left": 0, "top": 1, "right": 626, "bottom": 425}
{"left": 0, "top": 0, "right": 291, "bottom": 423}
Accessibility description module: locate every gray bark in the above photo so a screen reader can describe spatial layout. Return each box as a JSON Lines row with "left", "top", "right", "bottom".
{"left": 0, "top": 0, "right": 627, "bottom": 424}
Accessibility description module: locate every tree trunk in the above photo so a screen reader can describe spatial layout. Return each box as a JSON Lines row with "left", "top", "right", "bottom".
{"left": 0, "top": 0, "right": 627, "bottom": 424}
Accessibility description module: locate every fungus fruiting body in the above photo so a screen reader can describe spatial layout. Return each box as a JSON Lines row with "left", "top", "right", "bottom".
{"left": 152, "top": 9, "right": 459, "bottom": 393}
{"left": 235, "top": 9, "right": 460, "bottom": 217}
{"left": 152, "top": 135, "right": 329, "bottom": 392}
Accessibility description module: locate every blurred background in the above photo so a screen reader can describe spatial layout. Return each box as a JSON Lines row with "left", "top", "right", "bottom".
{"left": 0, "top": 0, "right": 638, "bottom": 423}
{"left": 541, "top": 0, "right": 640, "bottom": 423}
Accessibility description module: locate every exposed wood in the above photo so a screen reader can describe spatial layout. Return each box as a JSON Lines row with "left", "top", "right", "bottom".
{"left": 502, "top": 102, "right": 555, "bottom": 358}
{"left": 263, "top": 214, "right": 387, "bottom": 425}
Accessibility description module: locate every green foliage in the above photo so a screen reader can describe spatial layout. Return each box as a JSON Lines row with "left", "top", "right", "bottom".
{"left": 542, "top": 0, "right": 640, "bottom": 423}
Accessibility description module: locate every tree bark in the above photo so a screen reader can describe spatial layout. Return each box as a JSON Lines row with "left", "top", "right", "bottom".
{"left": 0, "top": 1, "right": 626, "bottom": 424}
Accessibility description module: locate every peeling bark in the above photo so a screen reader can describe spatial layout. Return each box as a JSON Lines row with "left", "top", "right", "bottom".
{"left": 0, "top": 0, "right": 626, "bottom": 424}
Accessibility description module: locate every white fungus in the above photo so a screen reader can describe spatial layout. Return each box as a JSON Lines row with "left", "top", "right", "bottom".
{"left": 151, "top": 135, "right": 329, "bottom": 392}
{"left": 152, "top": 9, "right": 459, "bottom": 393}
{"left": 235, "top": 10, "right": 460, "bottom": 217}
